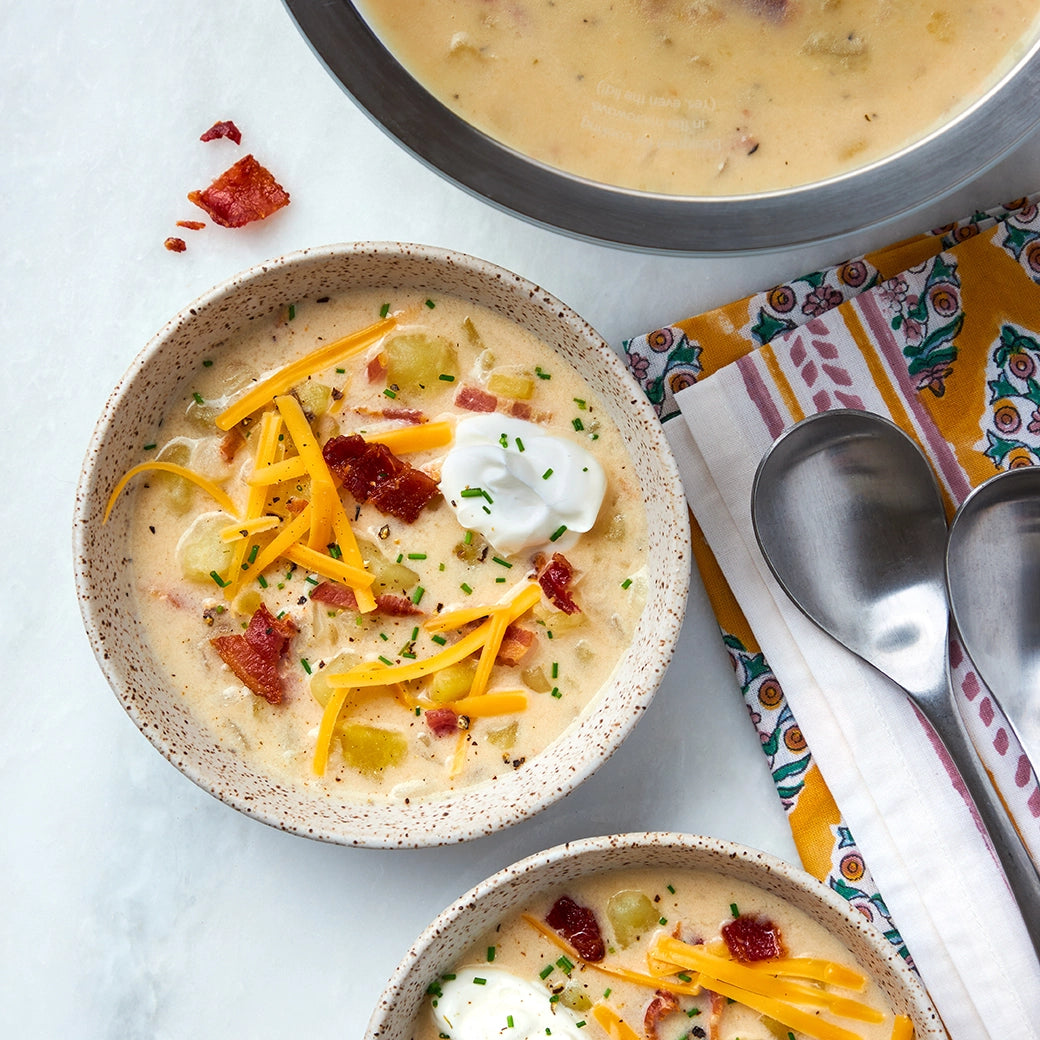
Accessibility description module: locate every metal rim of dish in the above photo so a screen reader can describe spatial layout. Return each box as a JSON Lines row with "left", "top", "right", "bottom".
{"left": 283, "top": 0, "right": 1040, "bottom": 253}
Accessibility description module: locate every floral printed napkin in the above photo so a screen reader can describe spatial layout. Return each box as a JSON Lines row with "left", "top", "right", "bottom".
{"left": 619, "top": 195, "right": 1040, "bottom": 1038}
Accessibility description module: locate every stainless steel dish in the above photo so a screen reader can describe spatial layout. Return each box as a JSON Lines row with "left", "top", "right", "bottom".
{"left": 284, "top": 0, "right": 1040, "bottom": 252}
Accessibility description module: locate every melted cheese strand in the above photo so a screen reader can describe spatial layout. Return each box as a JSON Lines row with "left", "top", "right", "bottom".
{"left": 103, "top": 461, "right": 237, "bottom": 522}
{"left": 215, "top": 315, "right": 396, "bottom": 430}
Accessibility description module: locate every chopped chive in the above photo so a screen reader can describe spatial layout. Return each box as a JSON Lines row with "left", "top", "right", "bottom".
{"left": 499, "top": 433, "right": 508, "bottom": 448}
{"left": 549, "top": 525, "right": 567, "bottom": 542}
{"left": 257, "top": 575, "right": 268, "bottom": 589}
{"left": 247, "top": 544, "right": 260, "bottom": 564}
{"left": 336, "top": 367, "right": 346, "bottom": 374}
{"left": 425, "top": 298, "right": 436, "bottom": 309}
{"left": 415, "top": 706, "right": 422, "bottom": 716}
{"left": 439, "top": 373, "right": 455, "bottom": 382}
{"left": 401, "top": 650, "right": 417, "bottom": 660}
{"left": 328, "top": 543, "right": 342, "bottom": 560}
{"left": 432, "top": 634, "right": 447, "bottom": 645}
{"left": 464, "top": 530, "right": 473, "bottom": 544}
{"left": 202, "top": 359, "right": 214, "bottom": 368}
{"left": 667, "top": 884, "right": 676, "bottom": 894}
{"left": 379, "top": 632, "right": 389, "bottom": 641}
{"left": 380, "top": 302, "right": 391, "bottom": 318}
{"left": 539, "top": 964, "right": 554, "bottom": 979}
{"left": 495, "top": 576, "right": 506, "bottom": 583}
{"left": 460, "top": 583, "right": 473, "bottom": 595}
{"left": 472, "top": 977, "right": 487, "bottom": 986}
{"left": 730, "top": 903, "right": 740, "bottom": 917}
{"left": 412, "top": 586, "right": 425, "bottom": 605}
{"left": 209, "top": 571, "right": 230, "bottom": 588}
{"left": 621, "top": 578, "right": 632, "bottom": 589}
{"left": 551, "top": 662, "right": 559, "bottom": 678}
{"left": 396, "top": 553, "right": 404, "bottom": 563}
{"left": 572, "top": 417, "right": 585, "bottom": 431}
{"left": 288, "top": 304, "right": 296, "bottom": 321}
{"left": 686, "top": 1007, "right": 702, "bottom": 1018}
{"left": 507, "top": 1016, "right": 514, "bottom": 1028}
{"left": 383, "top": 387, "right": 397, "bottom": 399}
{"left": 301, "top": 658, "right": 312, "bottom": 674}
{"left": 192, "top": 392, "right": 204, "bottom": 405}
{"left": 658, "top": 916, "right": 668, "bottom": 925}
{"left": 542, "top": 468, "right": 553, "bottom": 480}
{"left": 143, "top": 443, "right": 157, "bottom": 451}
{"left": 535, "top": 366, "right": 551, "bottom": 380}
{"left": 407, "top": 552, "right": 427, "bottom": 560}
{"left": 515, "top": 437, "right": 525, "bottom": 452}
{"left": 551, "top": 687, "right": 562, "bottom": 699}
{"left": 482, "top": 505, "right": 491, "bottom": 514}
{"left": 460, "top": 487, "right": 486, "bottom": 498}
{"left": 438, "top": 562, "right": 446, "bottom": 571}
{"left": 573, "top": 398, "right": 586, "bottom": 409}
{"left": 603, "top": 988, "right": 611, "bottom": 999}
{"left": 487, "top": 946, "right": 496, "bottom": 962}
{"left": 304, "top": 575, "right": 319, "bottom": 585}
{"left": 678, "top": 972, "right": 692, "bottom": 983}
{"left": 378, "top": 655, "right": 396, "bottom": 667}
{"left": 410, "top": 626, "right": 420, "bottom": 640}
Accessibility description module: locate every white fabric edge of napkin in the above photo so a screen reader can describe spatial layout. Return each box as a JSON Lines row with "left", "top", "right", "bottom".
{"left": 668, "top": 374, "right": 1040, "bottom": 1040}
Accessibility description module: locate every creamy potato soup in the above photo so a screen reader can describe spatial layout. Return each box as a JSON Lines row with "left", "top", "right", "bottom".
{"left": 117, "top": 292, "right": 647, "bottom": 802}
{"left": 357, "top": 0, "right": 1039, "bottom": 195}
{"left": 420, "top": 867, "right": 908, "bottom": 1040}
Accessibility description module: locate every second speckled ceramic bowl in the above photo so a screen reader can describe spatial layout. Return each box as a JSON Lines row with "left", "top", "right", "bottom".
{"left": 366, "top": 833, "right": 944, "bottom": 1038}
{"left": 73, "top": 243, "right": 691, "bottom": 847}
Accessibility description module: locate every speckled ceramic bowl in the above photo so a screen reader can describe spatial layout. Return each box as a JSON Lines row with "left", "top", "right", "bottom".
{"left": 73, "top": 243, "right": 690, "bottom": 847}
{"left": 366, "top": 832, "right": 944, "bottom": 1038}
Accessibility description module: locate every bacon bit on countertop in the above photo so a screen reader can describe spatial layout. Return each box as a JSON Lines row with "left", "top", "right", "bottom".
{"left": 721, "top": 914, "right": 786, "bottom": 963}
{"left": 164, "top": 237, "right": 187, "bottom": 253}
{"left": 188, "top": 154, "right": 290, "bottom": 228}
{"left": 424, "top": 706, "right": 460, "bottom": 737}
{"left": 176, "top": 220, "right": 206, "bottom": 230}
{"left": 545, "top": 895, "right": 605, "bottom": 962}
{"left": 644, "top": 990, "right": 681, "bottom": 1040}
{"left": 455, "top": 385, "right": 497, "bottom": 413}
{"left": 211, "top": 603, "right": 298, "bottom": 704}
{"left": 200, "top": 119, "right": 243, "bottom": 145}
{"left": 537, "top": 552, "right": 581, "bottom": 615}
{"left": 322, "top": 434, "right": 439, "bottom": 523}
{"left": 496, "top": 623, "right": 535, "bottom": 665}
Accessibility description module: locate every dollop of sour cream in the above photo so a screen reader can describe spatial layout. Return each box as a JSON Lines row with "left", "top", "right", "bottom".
{"left": 439, "top": 415, "right": 606, "bottom": 556}
{"left": 432, "top": 966, "right": 586, "bottom": 1040}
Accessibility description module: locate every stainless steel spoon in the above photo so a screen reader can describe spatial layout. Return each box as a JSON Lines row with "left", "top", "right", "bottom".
{"left": 750, "top": 409, "right": 1040, "bottom": 960}
{"left": 947, "top": 467, "right": 1040, "bottom": 775}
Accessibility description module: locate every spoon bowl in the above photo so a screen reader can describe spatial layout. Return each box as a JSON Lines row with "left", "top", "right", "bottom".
{"left": 750, "top": 409, "right": 1040, "bottom": 959}
{"left": 947, "top": 466, "right": 1040, "bottom": 774}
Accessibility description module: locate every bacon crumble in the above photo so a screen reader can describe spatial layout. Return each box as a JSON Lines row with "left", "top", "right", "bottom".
{"left": 188, "top": 154, "right": 291, "bottom": 228}
{"left": 200, "top": 119, "right": 243, "bottom": 145}
{"left": 537, "top": 552, "right": 581, "bottom": 614}
{"left": 211, "top": 603, "right": 298, "bottom": 704}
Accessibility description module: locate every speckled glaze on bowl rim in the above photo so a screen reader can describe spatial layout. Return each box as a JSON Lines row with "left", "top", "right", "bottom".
{"left": 72, "top": 243, "right": 691, "bottom": 848}
{"left": 365, "top": 832, "right": 944, "bottom": 1038}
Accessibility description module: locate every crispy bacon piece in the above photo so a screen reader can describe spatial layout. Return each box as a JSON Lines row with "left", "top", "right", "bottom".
{"left": 545, "top": 896, "right": 605, "bottom": 962}
{"left": 211, "top": 603, "right": 297, "bottom": 704}
{"left": 176, "top": 219, "right": 206, "bottom": 230}
{"left": 497, "top": 623, "right": 535, "bottom": 666}
{"left": 219, "top": 427, "right": 246, "bottom": 463}
{"left": 721, "top": 914, "right": 786, "bottom": 963}
{"left": 310, "top": 582, "right": 424, "bottom": 617}
{"left": 538, "top": 552, "right": 581, "bottom": 615}
{"left": 164, "top": 236, "right": 187, "bottom": 252}
{"left": 366, "top": 354, "right": 387, "bottom": 383}
{"left": 188, "top": 154, "right": 290, "bottom": 228}
{"left": 644, "top": 990, "right": 680, "bottom": 1040}
{"left": 200, "top": 119, "right": 242, "bottom": 145}
{"left": 507, "top": 400, "right": 533, "bottom": 420}
{"left": 455, "top": 385, "right": 497, "bottom": 412}
{"left": 425, "top": 707, "right": 459, "bottom": 737}
{"left": 323, "top": 434, "right": 439, "bottom": 523}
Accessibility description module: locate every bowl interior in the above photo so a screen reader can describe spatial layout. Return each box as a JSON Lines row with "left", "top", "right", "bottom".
{"left": 365, "top": 833, "right": 944, "bottom": 1038}
{"left": 73, "top": 243, "right": 691, "bottom": 847}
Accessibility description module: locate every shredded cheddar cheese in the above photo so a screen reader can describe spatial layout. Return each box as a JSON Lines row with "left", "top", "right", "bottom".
{"left": 365, "top": 419, "right": 453, "bottom": 454}
{"left": 103, "top": 461, "right": 237, "bottom": 522}
{"left": 215, "top": 315, "right": 397, "bottom": 430}
{"left": 590, "top": 1003, "right": 643, "bottom": 1040}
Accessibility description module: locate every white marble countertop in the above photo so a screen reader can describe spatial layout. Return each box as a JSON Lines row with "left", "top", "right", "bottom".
{"left": 4, "top": 2, "right": 1038, "bottom": 1035}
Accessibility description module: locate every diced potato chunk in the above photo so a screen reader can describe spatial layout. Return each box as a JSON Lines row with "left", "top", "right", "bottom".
{"left": 309, "top": 650, "right": 360, "bottom": 708}
{"left": 356, "top": 539, "right": 420, "bottom": 592}
{"left": 155, "top": 439, "right": 195, "bottom": 513}
{"left": 339, "top": 724, "right": 407, "bottom": 774}
{"left": 487, "top": 369, "right": 534, "bottom": 400}
{"left": 384, "top": 332, "right": 457, "bottom": 392}
{"left": 558, "top": 984, "right": 593, "bottom": 1012}
{"left": 486, "top": 720, "right": 518, "bottom": 749}
{"left": 176, "top": 512, "right": 236, "bottom": 584}
{"left": 521, "top": 666, "right": 552, "bottom": 694}
{"left": 607, "top": 890, "right": 659, "bottom": 948}
{"left": 429, "top": 660, "right": 477, "bottom": 703}
{"left": 293, "top": 380, "right": 333, "bottom": 418}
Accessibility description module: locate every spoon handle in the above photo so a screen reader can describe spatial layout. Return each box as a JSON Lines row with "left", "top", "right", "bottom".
{"left": 925, "top": 682, "right": 1040, "bottom": 961}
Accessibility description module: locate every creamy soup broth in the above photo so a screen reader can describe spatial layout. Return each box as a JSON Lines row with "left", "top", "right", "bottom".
{"left": 357, "top": 0, "right": 1039, "bottom": 195}
{"left": 125, "top": 291, "right": 647, "bottom": 802}
{"left": 419, "top": 866, "right": 905, "bottom": 1040}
